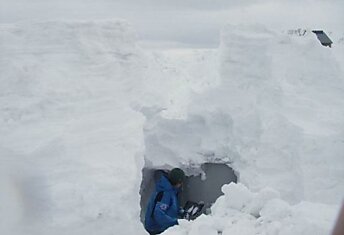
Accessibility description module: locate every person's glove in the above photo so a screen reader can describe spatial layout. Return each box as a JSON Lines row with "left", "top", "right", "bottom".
{"left": 179, "top": 207, "right": 185, "bottom": 215}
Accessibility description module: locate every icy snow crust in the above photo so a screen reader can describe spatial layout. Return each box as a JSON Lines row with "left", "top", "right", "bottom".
{"left": 1, "top": 21, "right": 344, "bottom": 235}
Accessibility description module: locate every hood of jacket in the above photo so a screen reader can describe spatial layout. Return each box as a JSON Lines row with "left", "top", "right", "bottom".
{"left": 156, "top": 175, "right": 178, "bottom": 193}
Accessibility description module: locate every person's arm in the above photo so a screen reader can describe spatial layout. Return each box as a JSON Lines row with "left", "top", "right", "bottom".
{"left": 154, "top": 193, "right": 178, "bottom": 227}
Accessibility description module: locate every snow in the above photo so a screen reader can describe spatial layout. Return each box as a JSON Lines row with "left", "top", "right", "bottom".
{"left": 1, "top": 20, "right": 344, "bottom": 235}
{"left": 0, "top": 21, "right": 147, "bottom": 235}
{"left": 144, "top": 25, "right": 344, "bottom": 234}
{"left": 164, "top": 183, "right": 339, "bottom": 235}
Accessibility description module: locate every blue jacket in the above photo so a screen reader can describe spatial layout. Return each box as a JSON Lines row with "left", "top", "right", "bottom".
{"left": 144, "top": 175, "right": 180, "bottom": 233}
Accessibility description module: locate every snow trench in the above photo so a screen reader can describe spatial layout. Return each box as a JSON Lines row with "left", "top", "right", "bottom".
{"left": 1, "top": 20, "right": 343, "bottom": 235}
{"left": 139, "top": 106, "right": 239, "bottom": 223}
{"left": 139, "top": 164, "right": 237, "bottom": 222}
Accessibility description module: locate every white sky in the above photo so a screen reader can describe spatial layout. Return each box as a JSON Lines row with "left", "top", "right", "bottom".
{"left": 1, "top": 0, "right": 343, "bottom": 48}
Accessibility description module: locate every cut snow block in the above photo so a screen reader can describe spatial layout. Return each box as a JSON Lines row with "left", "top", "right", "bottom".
{"left": 139, "top": 163, "right": 237, "bottom": 222}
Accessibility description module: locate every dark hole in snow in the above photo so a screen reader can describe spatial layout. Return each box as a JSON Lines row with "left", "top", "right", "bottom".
{"left": 139, "top": 163, "right": 237, "bottom": 222}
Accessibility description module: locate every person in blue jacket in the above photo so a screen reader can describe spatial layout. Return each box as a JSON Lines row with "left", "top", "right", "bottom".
{"left": 144, "top": 168, "right": 185, "bottom": 235}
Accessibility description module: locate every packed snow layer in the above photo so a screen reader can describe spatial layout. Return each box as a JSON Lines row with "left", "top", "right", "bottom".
{"left": 216, "top": 25, "right": 344, "bottom": 205}
{"left": 1, "top": 21, "right": 344, "bottom": 235}
{"left": 0, "top": 21, "right": 149, "bottom": 235}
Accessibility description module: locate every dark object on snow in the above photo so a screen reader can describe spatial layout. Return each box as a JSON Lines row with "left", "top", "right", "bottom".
{"left": 182, "top": 201, "right": 205, "bottom": 220}
{"left": 312, "top": 30, "right": 333, "bottom": 48}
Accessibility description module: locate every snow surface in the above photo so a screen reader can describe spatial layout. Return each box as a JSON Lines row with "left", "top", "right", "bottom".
{"left": 165, "top": 183, "right": 339, "bottom": 235}
{"left": 1, "top": 21, "right": 344, "bottom": 235}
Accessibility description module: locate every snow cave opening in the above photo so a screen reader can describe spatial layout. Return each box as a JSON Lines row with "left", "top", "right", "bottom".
{"left": 139, "top": 163, "right": 237, "bottom": 222}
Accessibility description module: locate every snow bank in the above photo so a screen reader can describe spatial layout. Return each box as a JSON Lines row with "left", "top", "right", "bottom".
{"left": 145, "top": 25, "right": 344, "bottom": 204}
{"left": 1, "top": 20, "right": 343, "bottom": 235}
{"left": 143, "top": 25, "right": 344, "bottom": 234}
{"left": 215, "top": 25, "right": 344, "bottom": 204}
{"left": 0, "top": 20, "right": 219, "bottom": 235}
{"left": 0, "top": 21, "right": 149, "bottom": 235}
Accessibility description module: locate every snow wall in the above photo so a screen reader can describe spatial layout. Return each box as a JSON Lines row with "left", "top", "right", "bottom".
{"left": 0, "top": 21, "right": 148, "bottom": 235}
{"left": 1, "top": 21, "right": 344, "bottom": 235}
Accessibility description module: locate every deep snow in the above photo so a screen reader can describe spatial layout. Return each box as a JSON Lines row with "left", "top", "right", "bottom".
{"left": 0, "top": 21, "right": 343, "bottom": 235}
